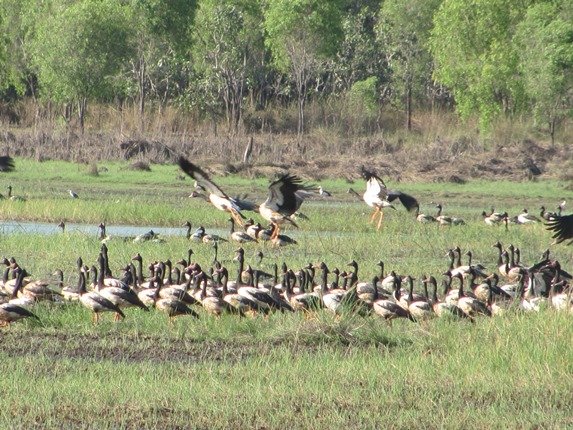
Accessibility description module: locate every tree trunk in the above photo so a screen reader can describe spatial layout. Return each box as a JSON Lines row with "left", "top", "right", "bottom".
{"left": 138, "top": 57, "right": 146, "bottom": 132}
{"left": 406, "top": 85, "right": 412, "bottom": 131}
{"left": 78, "top": 98, "right": 87, "bottom": 134}
{"left": 549, "top": 117, "right": 556, "bottom": 146}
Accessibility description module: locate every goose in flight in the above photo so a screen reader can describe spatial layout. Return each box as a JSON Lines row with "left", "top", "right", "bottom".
{"left": 178, "top": 157, "right": 255, "bottom": 226}
{"left": 259, "top": 173, "right": 317, "bottom": 240}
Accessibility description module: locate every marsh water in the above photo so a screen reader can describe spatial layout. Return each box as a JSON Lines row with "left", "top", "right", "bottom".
{"left": 0, "top": 220, "right": 187, "bottom": 238}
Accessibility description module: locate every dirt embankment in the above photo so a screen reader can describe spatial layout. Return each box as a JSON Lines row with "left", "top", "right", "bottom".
{"left": 1, "top": 129, "right": 570, "bottom": 184}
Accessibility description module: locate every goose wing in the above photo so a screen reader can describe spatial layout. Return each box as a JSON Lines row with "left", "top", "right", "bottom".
{"left": 178, "top": 157, "right": 230, "bottom": 199}
{"left": 0, "top": 156, "right": 15, "bottom": 172}
{"left": 386, "top": 190, "right": 419, "bottom": 212}
{"left": 547, "top": 214, "right": 573, "bottom": 244}
{"left": 264, "top": 174, "right": 316, "bottom": 216}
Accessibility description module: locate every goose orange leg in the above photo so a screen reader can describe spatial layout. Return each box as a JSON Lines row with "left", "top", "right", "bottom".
{"left": 369, "top": 207, "right": 380, "bottom": 223}
{"left": 271, "top": 223, "right": 280, "bottom": 240}
{"left": 377, "top": 210, "right": 384, "bottom": 230}
{"left": 230, "top": 210, "right": 244, "bottom": 227}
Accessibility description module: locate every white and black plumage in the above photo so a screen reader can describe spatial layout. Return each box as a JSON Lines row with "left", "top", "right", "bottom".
{"left": 318, "top": 186, "right": 332, "bottom": 197}
{"left": 68, "top": 189, "right": 79, "bottom": 199}
{"left": 517, "top": 208, "right": 540, "bottom": 224}
{"left": 360, "top": 166, "right": 419, "bottom": 230}
{"left": 78, "top": 269, "right": 125, "bottom": 324}
{"left": 258, "top": 173, "right": 317, "bottom": 240}
{"left": 435, "top": 203, "right": 465, "bottom": 226}
{"left": 547, "top": 214, "right": 573, "bottom": 245}
{"left": 540, "top": 201, "right": 564, "bottom": 221}
{"left": 178, "top": 157, "right": 255, "bottom": 226}
{"left": 0, "top": 156, "right": 15, "bottom": 172}
{"left": 0, "top": 293, "right": 39, "bottom": 327}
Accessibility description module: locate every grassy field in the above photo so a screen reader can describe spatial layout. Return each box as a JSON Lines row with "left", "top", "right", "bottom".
{"left": 0, "top": 158, "right": 572, "bottom": 428}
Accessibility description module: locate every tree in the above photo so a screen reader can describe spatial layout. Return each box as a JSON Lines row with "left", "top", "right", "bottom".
{"left": 429, "top": 0, "right": 532, "bottom": 130}
{"left": 128, "top": 0, "right": 196, "bottom": 130}
{"left": 377, "top": 0, "right": 441, "bottom": 130}
{"left": 192, "top": 0, "right": 265, "bottom": 133}
{"left": 333, "top": 2, "right": 386, "bottom": 94}
{"left": 31, "top": 0, "right": 134, "bottom": 131}
{"left": 0, "top": 0, "right": 43, "bottom": 99}
{"left": 516, "top": 1, "right": 573, "bottom": 145}
{"left": 264, "top": 0, "right": 345, "bottom": 137}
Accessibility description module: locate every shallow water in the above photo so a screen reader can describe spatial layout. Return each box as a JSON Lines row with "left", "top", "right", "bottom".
{"left": 0, "top": 220, "right": 187, "bottom": 238}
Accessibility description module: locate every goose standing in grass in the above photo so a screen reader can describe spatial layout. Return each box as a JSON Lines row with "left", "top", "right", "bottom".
{"left": 178, "top": 157, "right": 255, "bottom": 226}
{"left": 258, "top": 173, "right": 317, "bottom": 240}
{"left": 435, "top": 203, "right": 465, "bottom": 226}
{"left": 372, "top": 276, "right": 414, "bottom": 322}
{"left": 78, "top": 268, "right": 125, "bottom": 324}
{"left": 153, "top": 272, "right": 200, "bottom": 324}
{"left": 19, "top": 268, "right": 63, "bottom": 303}
{"left": 454, "top": 273, "right": 491, "bottom": 318}
{"left": 216, "top": 266, "right": 258, "bottom": 317}
{"left": 0, "top": 268, "right": 39, "bottom": 327}
{"left": 229, "top": 217, "right": 257, "bottom": 244}
{"left": 415, "top": 206, "right": 437, "bottom": 223}
{"left": 7, "top": 185, "right": 26, "bottom": 201}
{"left": 540, "top": 202, "right": 564, "bottom": 221}
{"left": 360, "top": 166, "right": 419, "bottom": 230}
{"left": 517, "top": 209, "right": 541, "bottom": 224}
{"left": 424, "top": 276, "right": 469, "bottom": 320}
{"left": 481, "top": 208, "right": 507, "bottom": 226}
{"left": 96, "top": 254, "right": 149, "bottom": 320}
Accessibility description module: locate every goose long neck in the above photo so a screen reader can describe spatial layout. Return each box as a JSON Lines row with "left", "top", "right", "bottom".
{"left": 320, "top": 268, "right": 328, "bottom": 293}
{"left": 78, "top": 271, "right": 87, "bottom": 295}
{"left": 12, "top": 269, "right": 25, "bottom": 298}
{"left": 97, "top": 254, "right": 105, "bottom": 291}
{"left": 457, "top": 275, "right": 465, "bottom": 297}
{"left": 236, "top": 255, "right": 244, "bottom": 285}
{"left": 221, "top": 271, "right": 229, "bottom": 295}
{"left": 422, "top": 279, "right": 429, "bottom": 302}
{"left": 454, "top": 249, "right": 462, "bottom": 268}
{"left": 165, "top": 261, "right": 173, "bottom": 285}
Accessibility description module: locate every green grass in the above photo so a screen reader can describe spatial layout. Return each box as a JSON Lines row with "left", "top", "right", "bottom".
{"left": 0, "top": 158, "right": 572, "bottom": 428}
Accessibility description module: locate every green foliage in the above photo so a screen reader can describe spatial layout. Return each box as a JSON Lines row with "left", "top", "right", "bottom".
{"left": 516, "top": 1, "right": 573, "bottom": 133}
{"left": 377, "top": 0, "right": 440, "bottom": 99}
{"left": 347, "top": 76, "right": 378, "bottom": 117}
{"left": 429, "top": 0, "right": 532, "bottom": 130}
{"left": 31, "top": 0, "right": 135, "bottom": 103}
{"left": 332, "top": 3, "right": 384, "bottom": 92}
{"left": 264, "top": 0, "right": 345, "bottom": 73}
{"left": 0, "top": 0, "right": 42, "bottom": 96}
{"left": 191, "top": 0, "right": 265, "bottom": 130}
